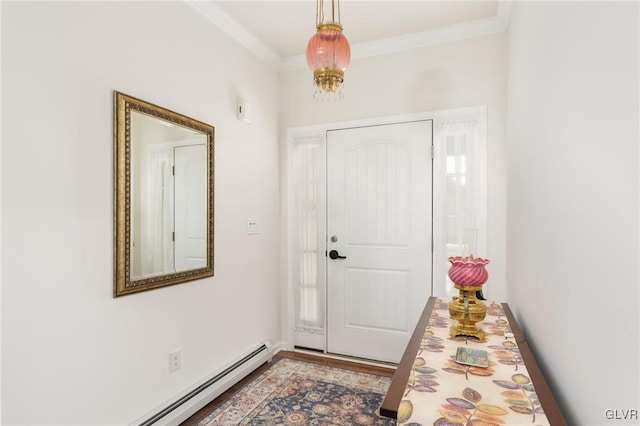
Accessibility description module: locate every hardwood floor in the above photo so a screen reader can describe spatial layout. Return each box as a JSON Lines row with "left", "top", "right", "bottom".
{"left": 180, "top": 350, "right": 397, "bottom": 425}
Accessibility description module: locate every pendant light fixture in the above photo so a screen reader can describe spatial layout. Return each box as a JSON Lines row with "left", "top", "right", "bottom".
{"left": 306, "top": 0, "right": 351, "bottom": 101}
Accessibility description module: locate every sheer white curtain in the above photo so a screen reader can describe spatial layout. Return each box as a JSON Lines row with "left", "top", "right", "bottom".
{"left": 142, "top": 146, "right": 175, "bottom": 276}
{"left": 433, "top": 113, "right": 486, "bottom": 296}
{"left": 291, "top": 135, "right": 326, "bottom": 343}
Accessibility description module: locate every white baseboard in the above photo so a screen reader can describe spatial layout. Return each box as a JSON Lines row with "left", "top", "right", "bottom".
{"left": 131, "top": 341, "right": 278, "bottom": 426}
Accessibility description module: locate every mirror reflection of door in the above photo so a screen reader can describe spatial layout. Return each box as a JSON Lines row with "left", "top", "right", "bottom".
{"left": 130, "top": 110, "right": 207, "bottom": 279}
{"left": 174, "top": 145, "right": 207, "bottom": 271}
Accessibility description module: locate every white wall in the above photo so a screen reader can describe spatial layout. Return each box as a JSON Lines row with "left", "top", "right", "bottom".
{"left": 281, "top": 33, "right": 509, "bottom": 301}
{"left": 1, "top": 2, "right": 281, "bottom": 425}
{"left": 506, "top": 2, "right": 639, "bottom": 424}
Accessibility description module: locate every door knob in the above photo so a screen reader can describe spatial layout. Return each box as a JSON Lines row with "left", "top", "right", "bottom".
{"left": 329, "top": 250, "right": 347, "bottom": 260}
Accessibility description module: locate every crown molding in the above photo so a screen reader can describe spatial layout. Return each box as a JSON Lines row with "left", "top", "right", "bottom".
{"left": 497, "top": 1, "right": 512, "bottom": 31}
{"left": 188, "top": 0, "right": 511, "bottom": 72}
{"left": 186, "top": 0, "right": 283, "bottom": 69}
{"left": 282, "top": 16, "right": 507, "bottom": 70}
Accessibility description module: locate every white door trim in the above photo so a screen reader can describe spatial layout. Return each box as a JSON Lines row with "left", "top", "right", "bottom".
{"left": 285, "top": 106, "right": 488, "bottom": 353}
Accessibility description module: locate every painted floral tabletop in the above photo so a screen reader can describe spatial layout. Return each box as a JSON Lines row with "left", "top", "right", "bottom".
{"left": 396, "top": 298, "right": 550, "bottom": 426}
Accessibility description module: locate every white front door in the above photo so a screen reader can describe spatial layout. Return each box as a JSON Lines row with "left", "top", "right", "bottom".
{"left": 326, "top": 121, "right": 433, "bottom": 363}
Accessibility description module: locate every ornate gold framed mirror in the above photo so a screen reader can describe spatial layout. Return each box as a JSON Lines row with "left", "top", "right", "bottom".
{"left": 114, "top": 91, "right": 214, "bottom": 297}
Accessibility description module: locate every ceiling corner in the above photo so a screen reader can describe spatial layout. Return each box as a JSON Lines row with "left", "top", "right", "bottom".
{"left": 185, "top": 0, "right": 284, "bottom": 70}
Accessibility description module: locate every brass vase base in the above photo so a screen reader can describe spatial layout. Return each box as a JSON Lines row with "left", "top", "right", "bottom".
{"left": 449, "top": 286, "right": 487, "bottom": 340}
{"left": 450, "top": 323, "right": 485, "bottom": 340}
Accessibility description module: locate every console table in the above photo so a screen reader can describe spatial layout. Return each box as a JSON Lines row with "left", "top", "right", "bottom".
{"left": 380, "top": 297, "right": 565, "bottom": 425}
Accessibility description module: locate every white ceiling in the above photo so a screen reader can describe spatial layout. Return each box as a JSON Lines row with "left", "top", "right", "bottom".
{"left": 187, "top": 1, "right": 510, "bottom": 70}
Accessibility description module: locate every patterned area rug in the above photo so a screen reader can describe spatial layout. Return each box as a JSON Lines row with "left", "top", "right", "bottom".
{"left": 194, "top": 358, "right": 395, "bottom": 426}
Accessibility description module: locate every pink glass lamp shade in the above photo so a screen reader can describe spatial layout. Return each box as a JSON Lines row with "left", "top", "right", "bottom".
{"left": 448, "top": 256, "right": 490, "bottom": 287}
{"left": 306, "top": 23, "right": 351, "bottom": 93}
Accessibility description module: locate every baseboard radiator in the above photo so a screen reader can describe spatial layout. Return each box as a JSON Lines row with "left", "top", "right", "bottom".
{"left": 135, "top": 341, "right": 274, "bottom": 426}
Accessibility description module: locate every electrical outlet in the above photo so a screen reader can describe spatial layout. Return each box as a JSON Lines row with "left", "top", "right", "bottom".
{"left": 248, "top": 219, "right": 260, "bottom": 235}
{"left": 170, "top": 349, "right": 182, "bottom": 373}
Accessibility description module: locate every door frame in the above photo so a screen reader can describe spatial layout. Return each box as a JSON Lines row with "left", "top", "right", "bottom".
{"left": 285, "top": 106, "right": 487, "bottom": 353}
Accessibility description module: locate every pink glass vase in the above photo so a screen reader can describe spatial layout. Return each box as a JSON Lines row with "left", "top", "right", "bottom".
{"left": 448, "top": 256, "right": 490, "bottom": 287}
{"left": 306, "top": 24, "right": 351, "bottom": 73}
